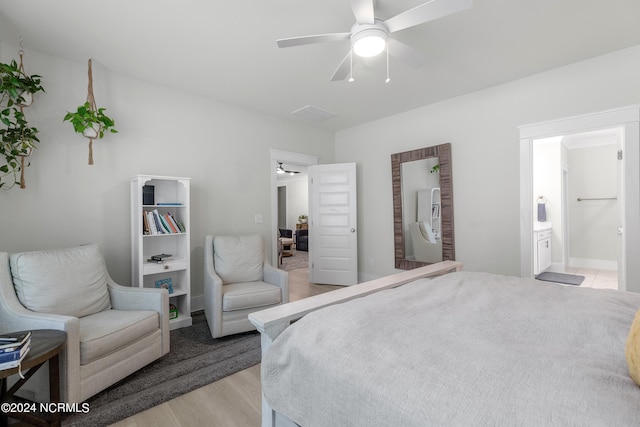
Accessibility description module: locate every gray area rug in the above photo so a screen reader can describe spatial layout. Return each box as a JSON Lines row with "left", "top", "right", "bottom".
{"left": 62, "top": 311, "right": 260, "bottom": 426}
{"left": 535, "top": 271, "right": 585, "bottom": 286}
{"left": 281, "top": 250, "right": 308, "bottom": 271}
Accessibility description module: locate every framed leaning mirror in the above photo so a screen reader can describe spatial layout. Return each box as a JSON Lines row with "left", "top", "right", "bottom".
{"left": 391, "top": 143, "right": 455, "bottom": 270}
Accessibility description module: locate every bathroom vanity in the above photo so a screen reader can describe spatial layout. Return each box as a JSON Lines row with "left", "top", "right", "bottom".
{"left": 533, "top": 222, "right": 552, "bottom": 275}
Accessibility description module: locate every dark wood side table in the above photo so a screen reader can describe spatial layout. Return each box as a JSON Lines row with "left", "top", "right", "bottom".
{"left": 0, "top": 330, "right": 66, "bottom": 427}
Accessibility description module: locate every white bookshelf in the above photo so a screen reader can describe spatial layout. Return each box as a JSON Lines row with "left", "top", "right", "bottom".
{"left": 131, "top": 175, "right": 192, "bottom": 330}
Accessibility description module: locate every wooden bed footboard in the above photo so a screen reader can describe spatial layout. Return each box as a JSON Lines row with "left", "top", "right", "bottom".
{"left": 249, "top": 260, "right": 463, "bottom": 427}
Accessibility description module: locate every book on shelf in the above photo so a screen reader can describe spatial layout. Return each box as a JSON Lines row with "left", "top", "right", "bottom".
{"left": 163, "top": 213, "right": 179, "bottom": 233}
{"left": 0, "top": 331, "right": 31, "bottom": 350}
{"left": 155, "top": 277, "right": 174, "bottom": 294}
{"left": 157, "top": 202, "right": 183, "bottom": 206}
{"left": 173, "top": 215, "right": 186, "bottom": 233}
{"left": 0, "top": 338, "right": 30, "bottom": 363}
{"left": 150, "top": 253, "right": 172, "bottom": 261}
{"left": 142, "top": 211, "right": 150, "bottom": 235}
{"left": 151, "top": 210, "right": 167, "bottom": 233}
{"left": 169, "top": 303, "right": 178, "bottom": 319}
{"left": 142, "top": 210, "right": 186, "bottom": 235}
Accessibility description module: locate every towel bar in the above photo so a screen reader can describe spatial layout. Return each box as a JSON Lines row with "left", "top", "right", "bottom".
{"left": 577, "top": 197, "right": 617, "bottom": 201}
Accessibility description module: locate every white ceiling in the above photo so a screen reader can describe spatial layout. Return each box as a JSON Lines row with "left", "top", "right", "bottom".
{"left": 1, "top": 0, "right": 639, "bottom": 131}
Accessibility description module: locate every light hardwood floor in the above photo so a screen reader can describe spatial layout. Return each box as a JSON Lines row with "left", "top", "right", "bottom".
{"left": 111, "top": 267, "right": 340, "bottom": 427}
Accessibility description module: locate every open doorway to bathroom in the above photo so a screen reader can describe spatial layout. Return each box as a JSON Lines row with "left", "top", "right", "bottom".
{"left": 520, "top": 106, "right": 640, "bottom": 293}
{"left": 532, "top": 128, "right": 620, "bottom": 290}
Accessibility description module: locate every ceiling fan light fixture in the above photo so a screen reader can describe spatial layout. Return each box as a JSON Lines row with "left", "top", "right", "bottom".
{"left": 352, "top": 28, "right": 388, "bottom": 57}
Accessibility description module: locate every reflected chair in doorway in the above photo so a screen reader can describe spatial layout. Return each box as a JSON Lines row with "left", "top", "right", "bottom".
{"left": 278, "top": 229, "right": 294, "bottom": 257}
{"left": 204, "top": 234, "right": 288, "bottom": 338}
{"left": 296, "top": 229, "right": 309, "bottom": 252}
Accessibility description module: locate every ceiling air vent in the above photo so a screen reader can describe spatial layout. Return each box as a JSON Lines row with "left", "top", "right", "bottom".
{"left": 291, "top": 105, "right": 337, "bottom": 122}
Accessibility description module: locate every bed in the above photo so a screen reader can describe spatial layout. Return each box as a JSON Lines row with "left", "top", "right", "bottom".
{"left": 248, "top": 261, "right": 640, "bottom": 427}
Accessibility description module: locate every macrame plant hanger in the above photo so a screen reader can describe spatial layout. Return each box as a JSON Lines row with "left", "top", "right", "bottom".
{"left": 85, "top": 58, "right": 97, "bottom": 165}
{"left": 17, "top": 41, "right": 31, "bottom": 188}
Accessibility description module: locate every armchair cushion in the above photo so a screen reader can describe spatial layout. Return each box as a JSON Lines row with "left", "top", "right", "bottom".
{"left": 10, "top": 244, "right": 111, "bottom": 318}
{"left": 213, "top": 235, "right": 264, "bottom": 284}
{"left": 222, "top": 281, "right": 282, "bottom": 312}
{"left": 79, "top": 309, "right": 159, "bottom": 365}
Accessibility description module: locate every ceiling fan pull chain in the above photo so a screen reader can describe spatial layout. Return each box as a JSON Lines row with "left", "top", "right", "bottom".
{"left": 385, "top": 43, "right": 390, "bottom": 83}
{"left": 348, "top": 48, "right": 354, "bottom": 82}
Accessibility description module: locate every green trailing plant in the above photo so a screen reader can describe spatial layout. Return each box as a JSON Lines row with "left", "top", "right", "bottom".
{"left": 0, "top": 56, "right": 45, "bottom": 189}
{"left": 63, "top": 59, "right": 117, "bottom": 165}
{"left": 0, "top": 59, "right": 44, "bottom": 107}
{"left": 63, "top": 101, "right": 117, "bottom": 139}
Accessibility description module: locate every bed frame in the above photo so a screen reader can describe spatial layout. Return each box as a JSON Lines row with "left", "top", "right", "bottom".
{"left": 248, "top": 260, "right": 463, "bottom": 427}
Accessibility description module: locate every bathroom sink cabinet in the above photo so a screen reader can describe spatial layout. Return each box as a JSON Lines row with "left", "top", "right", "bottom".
{"left": 534, "top": 228, "right": 552, "bottom": 275}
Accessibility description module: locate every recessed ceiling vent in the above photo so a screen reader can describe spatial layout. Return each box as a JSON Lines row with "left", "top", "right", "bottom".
{"left": 291, "top": 105, "right": 337, "bottom": 122}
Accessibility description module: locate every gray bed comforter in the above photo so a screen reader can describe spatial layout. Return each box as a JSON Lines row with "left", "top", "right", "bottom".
{"left": 262, "top": 271, "right": 640, "bottom": 426}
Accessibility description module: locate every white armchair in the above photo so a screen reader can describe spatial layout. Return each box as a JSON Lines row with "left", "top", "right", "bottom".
{"left": 204, "top": 234, "right": 288, "bottom": 339}
{"left": 0, "top": 244, "right": 170, "bottom": 403}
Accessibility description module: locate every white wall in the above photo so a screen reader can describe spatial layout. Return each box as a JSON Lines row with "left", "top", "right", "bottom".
{"left": 335, "top": 44, "right": 640, "bottom": 280}
{"left": 568, "top": 144, "right": 618, "bottom": 263}
{"left": 0, "top": 42, "right": 334, "bottom": 302}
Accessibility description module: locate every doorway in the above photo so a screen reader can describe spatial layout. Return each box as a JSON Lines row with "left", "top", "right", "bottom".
{"left": 519, "top": 106, "right": 640, "bottom": 292}
{"left": 270, "top": 149, "right": 319, "bottom": 269}
{"left": 531, "top": 129, "right": 620, "bottom": 289}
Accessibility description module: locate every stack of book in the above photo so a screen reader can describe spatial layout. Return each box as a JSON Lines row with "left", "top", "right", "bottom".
{"left": 147, "top": 253, "right": 173, "bottom": 264}
{"left": 0, "top": 331, "right": 31, "bottom": 371}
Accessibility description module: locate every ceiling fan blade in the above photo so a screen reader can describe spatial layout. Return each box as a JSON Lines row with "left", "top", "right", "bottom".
{"left": 330, "top": 50, "right": 352, "bottom": 81}
{"left": 277, "top": 32, "right": 350, "bottom": 48}
{"left": 348, "top": 0, "right": 375, "bottom": 24}
{"left": 388, "top": 38, "right": 427, "bottom": 69}
{"left": 384, "top": 0, "right": 473, "bottom": 33}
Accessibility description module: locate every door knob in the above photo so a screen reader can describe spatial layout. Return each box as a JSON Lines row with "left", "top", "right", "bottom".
{"left": 351, "top": 228, "right": 356, "bottom": 233}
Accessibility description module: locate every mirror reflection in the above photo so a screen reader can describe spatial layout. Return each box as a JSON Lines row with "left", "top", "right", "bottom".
{"left": 391, "top": 143, "right": 454, "bottom": 270}
{"left": 401, "top": 157, "right": 443, "bottom": 263}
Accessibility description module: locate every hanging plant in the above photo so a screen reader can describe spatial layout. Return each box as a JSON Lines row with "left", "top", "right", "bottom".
{"left": 0, "top": 59, "right": 44, "bottom": 107}
{"left": 0, "top": 110, "right": 39, "bottom": 189}
{"left": 63, "top": 59, "right": 117, "bottom": 165}
{"left": 0, "top": 47, "right": 45, "bottom": 189}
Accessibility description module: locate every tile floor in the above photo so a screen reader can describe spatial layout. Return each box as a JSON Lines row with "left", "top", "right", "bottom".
{"left": 565, "top": 267, "right": 619, "bottom": 290}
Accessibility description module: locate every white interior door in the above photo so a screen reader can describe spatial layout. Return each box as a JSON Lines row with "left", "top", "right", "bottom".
{"left": 308, "top": 163, "right": 358, "bottom": 285}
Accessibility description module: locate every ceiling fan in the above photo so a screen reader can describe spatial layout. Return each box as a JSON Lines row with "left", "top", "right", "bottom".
{"left": 277, "top": 0, "right": 473, "bottom": 81}
{"left": 276, "top": 162, "right": 300, "bottom": 175}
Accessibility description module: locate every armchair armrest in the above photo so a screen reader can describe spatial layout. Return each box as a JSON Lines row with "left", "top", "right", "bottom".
{"left": 108, "top": 282, "right": 170, "bottom": 355}
{"left": 264, "top": 263, "right": 289, "bottom": 303}
{"left": 204, "top": 235, "right": 225, "bottom": 337}
{"left": 0, "top": 252, "right": 82, "bottom": 401}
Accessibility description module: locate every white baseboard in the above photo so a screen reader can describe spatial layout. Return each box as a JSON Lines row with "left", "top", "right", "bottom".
{"left": 569, "top": 257, "right": 618, "bottom": 271}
